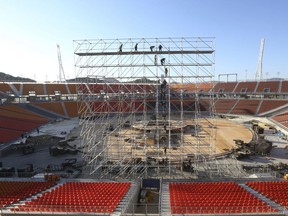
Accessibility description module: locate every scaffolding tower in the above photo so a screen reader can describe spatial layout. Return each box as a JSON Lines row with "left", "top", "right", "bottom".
{"left": 74, "top": 37, "right": 219, "bottom": 179}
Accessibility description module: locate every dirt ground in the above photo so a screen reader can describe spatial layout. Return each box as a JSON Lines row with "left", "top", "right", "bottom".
{"left": 106, "top": 118, "right": 254, "bottom": 159}
{"left": 210, "top": 118, "right": 253, "bottom": 154}
{"left": 183, "top": 118, "right": 253, "bottom": 155}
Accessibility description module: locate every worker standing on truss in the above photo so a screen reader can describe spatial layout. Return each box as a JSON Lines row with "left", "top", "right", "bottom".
{"left": 119, "top": 43, "right": 123, "bottom": 52}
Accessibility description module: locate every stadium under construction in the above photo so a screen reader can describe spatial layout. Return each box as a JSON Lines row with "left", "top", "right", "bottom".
{"left": 0, "top": 37, "right": 288, "bottom": 215}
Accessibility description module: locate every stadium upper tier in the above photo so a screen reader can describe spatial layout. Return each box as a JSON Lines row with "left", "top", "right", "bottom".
{"left": 1, "top": 80, "right": 288, "bottom": 144}
{"left": 0, "top": 80, "right": 288, "bottom": 97}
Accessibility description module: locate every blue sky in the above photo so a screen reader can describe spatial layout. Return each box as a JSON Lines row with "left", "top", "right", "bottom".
{"left": 0, "top": 0, "right": 287, "bottom": 82}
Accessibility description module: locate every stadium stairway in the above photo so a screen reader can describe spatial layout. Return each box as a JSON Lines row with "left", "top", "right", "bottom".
{"left": 255, "top": 99, "right": 264, "bottom": 115}
{"left": 279, "top": 81, "right": 283, "bottom": 93}
{"left": 229, "top": 98, "right": 240, "bottom": 114}
{"left": 115, "top": 181, "right": 137, "bottom": 214}
{"left": 19, "top": 103, "right": 68, "bottom": 120}
{"left": 239, "top": 183, "right": 285, "bottom": 213}
{"left": 8, "top": 83, "right": 20, "bottom": 96}
{"left": 160, "top": 181, "right": 171, "bottom": 215}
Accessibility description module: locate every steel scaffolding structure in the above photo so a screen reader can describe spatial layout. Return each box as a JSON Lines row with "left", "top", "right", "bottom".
{"left": 74, "top": 37, "right": 221, "bottom": 179}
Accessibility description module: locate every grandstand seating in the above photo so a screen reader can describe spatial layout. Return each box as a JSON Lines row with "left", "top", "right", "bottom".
{"left": 198, "top": 98, "right": 211, "bottom": 111}
{"left": 211, "top": 98, "right": 288, "bottom": 116}
{"left": 213, "top": 82, "right": 238, "bottom": 93}
{"left": 280, "top": 81, "right": 288, "bottom": 93}
{"left": 209, "top": 80, "right": 287, "bottom": 95}
{"left": 63, "top": 101, "right": 78, "bottom": 117}
{"left": 169, "top": 98, "right": 200, "bottom": 112}
{"left": 214, "top": 99, "right": 238, "bottom": 114}
{"left": 230, "top": 99, "right": 261, "bottom": 115}
{"left": 0, "top": 116, "right": 43, "bottom": 132}
{"left": 67, "top": 83, "right": 77, "bottom": 94}
{"left": 22, "top": 83, "right": 45, "bottom": 96}
{"left": 2, "top": 80, "right": 288, "bottom": 143}
{"left": 12, "top": 83, "right": 21, "bottom": 95}
{"left": 171, "top": 83, "right": 212, "bottom": 93}
{"left": 32, "top": 102, "right": 66, "bottom": 117}
{"left": 78, "top": 83, "right": 97, "bottom": 94}
{"left": 255, "top": 81, "right": 280, "bottom": 94}
{"left": 258, "top": 100, "right": 288, "bottom": 114}
{"left": 77, "top": 83, "right": 156, "bottom": 95}
{"left": 86, "top": 100, "right": 146, "bottom": 113}
{"left": 198, "top": 83, "right": 213, "bottom": 92}
{"left": 171, "top": 83, "right": 192, "bottom": 92}
{"left": 169, "top": 182, "right": 277, "bottom": 214}
{"left": 0, "top": 105, "right": 49, "bottom": 143}
{"left": 0, "top": 83, "right": 13, "bottom": 94}
{"left": 273, "top": 112, "right": 288, "bottom": 121}
{"left": 0, "top": 181, "right": 55, "bottom": 209}
{"left": 45, "top": 83, "right": 69, "bottom": 95}
{"left": 272, "top": 111, "right": 288, "bottom": 124}
{"left": 12, "top": 182, "right": 131, "bottom": 213}
{"left": 2, "top": 80, "right": 288, "bottom": 97}
{"left": 246, "top": 181, "right": 288, "bottom": 209}
{"left": 214, "top": 81, "right": 283, "bottom": 94}
{"left": 0, "top": 105, "right": 48, "bottom": 122}
{"left": 33, "top": 101, "right": 78, "bottom": 118}
{"left": 233, "top": 81, "right": 257, "bottom": 93}
{"left": 0, "top": 129, "right": 23, "bottom": 143}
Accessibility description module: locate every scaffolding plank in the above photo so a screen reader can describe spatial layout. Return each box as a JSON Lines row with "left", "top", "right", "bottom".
{"left": 75, "top": 50, "right": 214, "bottom": 56}
{"left": 74, "top": 75, "right": 213, "bottom": 79}
{"left": 79, "top": 63, "right": 213, "bottom": 68}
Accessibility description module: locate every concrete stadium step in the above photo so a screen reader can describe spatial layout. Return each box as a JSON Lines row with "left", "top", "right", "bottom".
{"left": 160, "top": 181, "right": 171, "bottom": 214}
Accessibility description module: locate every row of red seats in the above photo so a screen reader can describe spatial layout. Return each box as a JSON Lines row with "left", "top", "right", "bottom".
{"left": 246, "top": 181, "right": 288, "bottom": 208}
{"left": 171, "top": 199, "right": 265, "bottom": 205}
{"left": 171, "top": 193, "right": 260, "bottom": 197}
{"left": 25, "top": 200, "right": 119, "bottom": 206}
{"left": 46, "top": 190, "right": 128, "bottom": 195}
{"left": 12, "top": 181, "right": 131, "bottom": 213}
{"left": 11, "top": 205, "right": 115, "bottom": 213}
{"left": 0, "top": 181, "right": 55, "bottom": 209}
{"left": 169, "top": 182, "right": 277, "bottom": 214}
{"left": 171, "top": 206, "right": 278, "bottom": 214}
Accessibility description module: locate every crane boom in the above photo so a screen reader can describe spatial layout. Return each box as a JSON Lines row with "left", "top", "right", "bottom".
{"left": 255, "top": 38, "right": 265, "bottom": 81}
{"left": 57, "top": 44, "right": 66, "bottom": 82}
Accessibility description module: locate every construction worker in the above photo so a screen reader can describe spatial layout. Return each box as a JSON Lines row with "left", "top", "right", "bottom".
{"left": 159, "top": 44, "right": 163, "bottom": 52}
{"left": 164, "top": 146, "right": 167, "bottom": 155}
{"left": 161, "top": 58, "right": 165, "bottom": 66}
{"left": 119, "top": 44, "right": 123, "bottom": 52}
{"left": 150, "top": 46, "right": 155, "bottom": 52}
{"left": 161, "top": 79, "right": 167, "bottom": 88}
{"left": 134, "top": 43, "right": 138, "bottom": 51}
